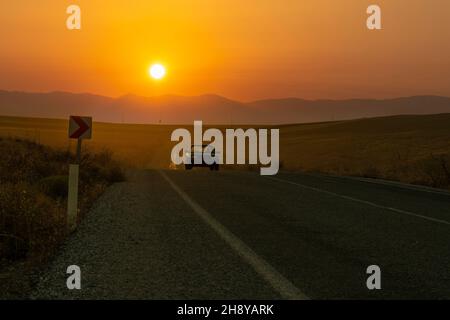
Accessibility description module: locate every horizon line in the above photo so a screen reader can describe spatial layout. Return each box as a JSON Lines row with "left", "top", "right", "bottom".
{"left": 0, "top": 89, "right": 449, "bottom": 104}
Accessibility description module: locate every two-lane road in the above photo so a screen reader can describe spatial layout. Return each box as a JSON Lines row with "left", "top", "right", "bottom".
{"left": 34, "top": 170, "right": 450, "bottom": 299}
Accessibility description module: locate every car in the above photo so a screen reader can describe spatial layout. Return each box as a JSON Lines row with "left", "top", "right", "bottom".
{"left": 185, "top": 145, "right": 219, "bottom": 171}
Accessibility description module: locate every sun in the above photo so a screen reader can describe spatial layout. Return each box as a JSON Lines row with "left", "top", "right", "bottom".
{"left": 149, "top": 64, "right": 166, "bottom": 80}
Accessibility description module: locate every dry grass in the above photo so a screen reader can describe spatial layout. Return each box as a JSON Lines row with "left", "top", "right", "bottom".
{"left": 0, "top": 137, "right": 124, "bottom": 298}
{"left": 278, "top": 115, "right": 450, "bottom": 189}
{"left": 1, "top": 114, "right": 450, "bottom": 189}
{"left": 0, "top": 137, "right": 124, "bottom": 264}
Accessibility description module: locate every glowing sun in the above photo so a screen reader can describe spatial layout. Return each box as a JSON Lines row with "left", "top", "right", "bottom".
{"left": 149, "top": 64, "right": 166, "bottom": 80}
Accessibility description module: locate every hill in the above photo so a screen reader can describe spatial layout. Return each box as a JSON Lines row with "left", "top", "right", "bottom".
{"left": 1, "top": 90, "right": 450, "bottom": 124}
{"left": 0, "top": 113, "right": 449, "bottom": 189}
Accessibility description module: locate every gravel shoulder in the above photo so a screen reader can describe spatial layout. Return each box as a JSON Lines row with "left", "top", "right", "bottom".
{"left": 32, "top": 170, "right": 279, "bottom": 299}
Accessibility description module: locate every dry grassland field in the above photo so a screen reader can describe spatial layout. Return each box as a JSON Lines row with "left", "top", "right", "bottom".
{"left": 1, "top": 114, "right": 450, "bottom": 189}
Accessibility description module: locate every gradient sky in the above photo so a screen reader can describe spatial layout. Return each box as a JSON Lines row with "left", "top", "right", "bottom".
{"left": 1, "top": 0, "right": 450, "bottom": 100}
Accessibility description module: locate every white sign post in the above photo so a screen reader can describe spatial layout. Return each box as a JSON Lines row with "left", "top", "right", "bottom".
{"left": 67, "top": 164, "right": 79, "bottom": 232}
{"left": 67, "top": 116, "right": 92, "bottom": 232}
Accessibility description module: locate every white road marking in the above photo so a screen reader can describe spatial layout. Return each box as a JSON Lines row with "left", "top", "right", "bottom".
{"left": 324, "top": 175, "right": 450, "bottom": 197}
{"left": 268, "top": 176, "right": 450, "bottom": 227}
{"left": 159, "top": 170, "right": 309, "bottom": 300}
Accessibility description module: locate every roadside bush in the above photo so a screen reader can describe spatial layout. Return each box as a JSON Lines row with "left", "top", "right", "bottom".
{"left": 418, "top": 154, "right": 450, "bottom": 188}
{"left": 0, "top": 183, "right": 65, "bottom": 261}
{"left": 0, "top": 138, "right": 125, "bottom": 264}
{"left": 360, "top": 165, "right": 381, "bottom": 179}
{"left": 80, "top": 149, "right": 125, "bottom": 184}
{"left": 38, "top": 175, "right": 69, "bottom": 199}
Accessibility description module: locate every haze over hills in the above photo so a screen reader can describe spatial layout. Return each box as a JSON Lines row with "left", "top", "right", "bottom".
{"left": 1, "top": 90, "right": 450, "bottom": 124}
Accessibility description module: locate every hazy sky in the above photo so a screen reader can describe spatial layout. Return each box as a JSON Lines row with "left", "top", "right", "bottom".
{"left": 1, "top": 0, "right": 450, "bottom": 100}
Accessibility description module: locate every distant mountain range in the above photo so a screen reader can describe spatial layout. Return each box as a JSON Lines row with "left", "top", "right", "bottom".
{"left": 1, "top": 90, "right": 450, "bottom": 124}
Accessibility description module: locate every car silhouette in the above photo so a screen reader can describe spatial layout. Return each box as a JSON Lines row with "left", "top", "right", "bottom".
{"left": 185, "top": 144, "right": 219, "bottom": 171}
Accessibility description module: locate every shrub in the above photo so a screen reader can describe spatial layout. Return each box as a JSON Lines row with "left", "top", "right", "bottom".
{"left": 418, "top": 154, "right": 450, "bottom": 188}
{"left": 38, "top": 175, "right": 69, "bottom": 199}
{"left": 360, "top": 165, "right": 381, "bottom": 179}
{"left": 0, "top": 138, "right": 124, "bottom": 264}
{"left": 0, "top": 183, "right": 65, "bottom": 261}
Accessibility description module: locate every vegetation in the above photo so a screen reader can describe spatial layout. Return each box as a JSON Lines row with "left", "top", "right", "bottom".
{"left": 278, "top": 114, "right": 450, "bottom": 190}
{"left": 0, "top": 137, "right": 124, "bottom": 297}
{"left": 1, "top": 114, "right": 449, "bottom": 191}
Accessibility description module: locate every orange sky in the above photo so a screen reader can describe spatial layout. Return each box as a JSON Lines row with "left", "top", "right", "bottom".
{"left": 1, "top": 0, "right": 450, "bottom": 100}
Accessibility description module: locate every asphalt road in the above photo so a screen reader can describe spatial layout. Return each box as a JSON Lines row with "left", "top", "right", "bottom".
{"left": 33, "top": 169, "right": 450, "bottom": 299}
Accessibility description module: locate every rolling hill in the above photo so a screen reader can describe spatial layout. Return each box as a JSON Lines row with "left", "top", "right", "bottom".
{"left": 1, "top": 113, "right": 450, "bottom": 189}
{"left": 1, "top": 90, "right": 450, "bottom": 124}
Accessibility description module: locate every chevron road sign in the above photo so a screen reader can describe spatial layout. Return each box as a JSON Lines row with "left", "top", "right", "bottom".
{"left": 69, "top": 116, "right": 92, "bottom": 139}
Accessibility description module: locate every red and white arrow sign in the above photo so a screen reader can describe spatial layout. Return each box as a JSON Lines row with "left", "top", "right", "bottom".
{"left": 69, "top": 116, "right": 92, "bottom": 139}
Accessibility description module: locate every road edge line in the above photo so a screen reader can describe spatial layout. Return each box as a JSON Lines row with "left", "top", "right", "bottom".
{"left": 268, "top": 176, "right": 450, "bottom": 227}
{"left": 158, "top": 170, "right": 309, "bottom": 300}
